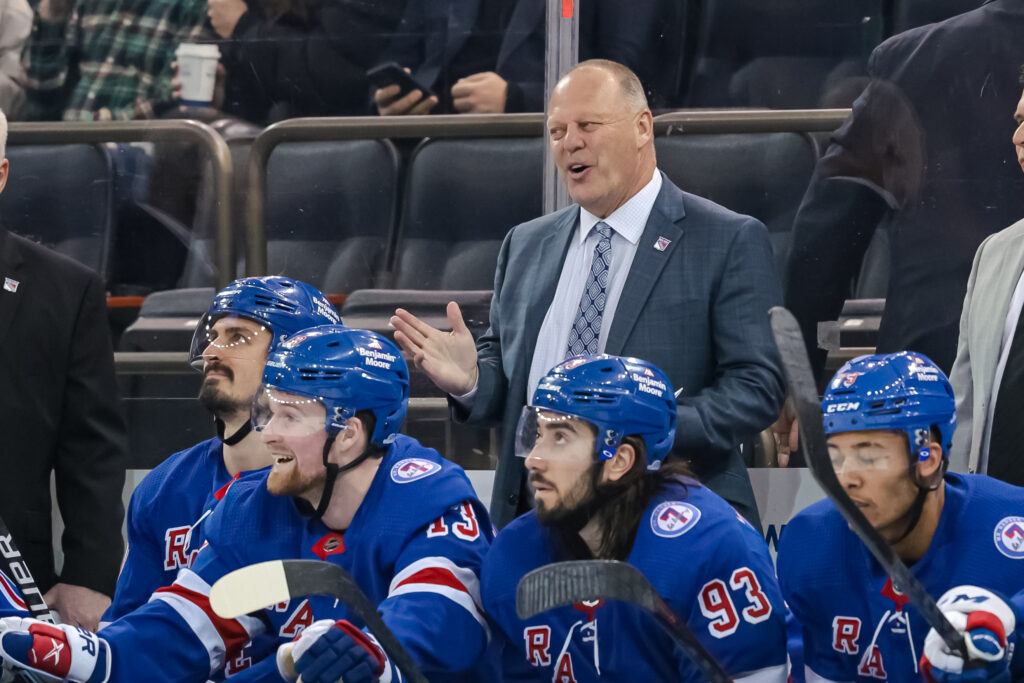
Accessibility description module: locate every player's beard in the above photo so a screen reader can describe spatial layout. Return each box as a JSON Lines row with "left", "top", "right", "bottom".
{"left": 533, "top": 462, "right": 604, "bottom": 530}
{"left": 199, "top": 366, "right": 251, "bottom": 418}
{"left": 267, "top": 464, "right": 326, "bottom": 499}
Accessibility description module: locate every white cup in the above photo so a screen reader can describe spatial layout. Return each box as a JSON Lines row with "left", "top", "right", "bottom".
{"left": 175, "top": 43, "right": 221, "bottom": 106}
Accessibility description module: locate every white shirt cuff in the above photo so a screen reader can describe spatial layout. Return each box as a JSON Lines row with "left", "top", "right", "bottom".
{"left": 450, "top": 381, "right": 478, "bottom": 408}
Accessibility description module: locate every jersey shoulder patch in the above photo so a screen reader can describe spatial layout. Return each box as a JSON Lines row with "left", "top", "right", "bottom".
{"left": 650, "top": 501, "right": 701, "bottom": 538}
{"left": 390, "top": 458, "right": 442, "bottom": 484}
{"left": 994, "top": 516, "right": 1024, "bottom": 559}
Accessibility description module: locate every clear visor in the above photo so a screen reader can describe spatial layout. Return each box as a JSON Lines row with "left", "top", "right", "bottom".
{"left": 251, "top": 385, "right": 326, "bottom": 436}
{"left": 189, "top": 313, "right": 271, "bottom": 370}
{"left": 828, "top": 443, "right": 909, "bottom": 476}
{"left": 515, "top": 406, "right": 597, "bottom": 460}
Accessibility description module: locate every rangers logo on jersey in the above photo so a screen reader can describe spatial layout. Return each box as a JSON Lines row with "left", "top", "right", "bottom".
{"left": 650, "top": 501, "right": 701, "bottom": 538}
{"left": 390, "top": 458, "right": 441, "bottom": 484}
{"left": 993, "top": 516, "right": 1024, "bottom": 559}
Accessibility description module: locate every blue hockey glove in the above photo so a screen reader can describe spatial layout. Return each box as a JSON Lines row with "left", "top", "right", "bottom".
{"left": 921, "top": 586, "right": 1017, "bottom": 683}
{"left": 0, "top": 618, "right": 110, "bottom": 683}
{"left": 276, "top": 619, "right": 386, "bottom": 683}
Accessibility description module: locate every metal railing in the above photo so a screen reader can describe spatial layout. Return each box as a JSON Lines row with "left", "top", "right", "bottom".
{"left": 243, "top": 108, "right": 850, "bottom": 276}
{"left": 9, "top": 120, "right": 235, "bottom": 289}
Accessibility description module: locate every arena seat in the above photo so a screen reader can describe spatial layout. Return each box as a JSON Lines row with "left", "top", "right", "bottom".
{"left": 262, "top": 139, "right": 400, "bottom": 295}
{"left": 654, "top": 133, "right": 819, "bottom": 272}
{"left": 685, "top": 0, "right": 884, "bottom": 108}
{"left": 891, "top": 0, "right": 980, "bottom": 33}
{"left": 387, "top": 137, "right": 543, "bottom": 290}
{"left": 1, "top": 144, "right": 114, "bottom": 277}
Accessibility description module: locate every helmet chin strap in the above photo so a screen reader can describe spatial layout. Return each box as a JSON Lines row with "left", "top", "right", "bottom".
{"left": 310, "top": 431, "right": 378, "bottom": 520}
{"left": 890, "top": 450, "right": 947, "bottom": 545}
{"left": 216, "top": 418, "right": 252, "bottom": 446}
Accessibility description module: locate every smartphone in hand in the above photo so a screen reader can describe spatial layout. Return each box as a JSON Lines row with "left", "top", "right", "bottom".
{"left": 367, "top": 62, "right": 436, "bottom": 103}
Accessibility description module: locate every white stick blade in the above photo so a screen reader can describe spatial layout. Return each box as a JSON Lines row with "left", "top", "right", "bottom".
{"left": 210, "top": 560, "right": 289, "bottom": 618}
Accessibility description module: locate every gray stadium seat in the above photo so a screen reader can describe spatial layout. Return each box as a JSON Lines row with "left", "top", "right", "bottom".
{"left": 263, "top": 140, "right": 400, "bottom": 294}
{"left": 685, "top": 0, "right": 884, "bottom": 108}
{"left": 388, "top": 137, "right": 543, "bottom": 290}
{"left": 0, "top": 144, "right": 114, "bottom": 277}
{"left": 655, "top": 133, "right": 819, "bottom": 272}
{"left": 892, "top": 0, "right": 981, "bottom": 33}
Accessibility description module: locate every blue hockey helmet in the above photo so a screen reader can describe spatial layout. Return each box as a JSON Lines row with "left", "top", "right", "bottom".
{"left": 189, "top": 276, "right": 341, "bottom": 369}
{"left": 822, "top": 351, "right": 956, "bottom": 462}
{"left": 518, "top": 354, "right": 677, "bottom": 469}
{"left": 255, "top": 325, "right": 409, "bottom": 448}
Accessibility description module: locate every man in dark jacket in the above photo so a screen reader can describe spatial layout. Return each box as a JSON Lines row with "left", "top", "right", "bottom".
{"left": 0, "top": 109, "right": 128, "bottom": 630}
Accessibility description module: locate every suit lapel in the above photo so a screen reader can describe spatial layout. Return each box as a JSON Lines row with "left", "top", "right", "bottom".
{"left": 0, "top": 230, "right": 27, "bottom": 345}
{"left": 497, "top": 0, "right": 544, "bottom": 67}
{"left": 605, "top": 176, "right": 687, "bottom": 355}
{"left": 518, "top": 208, "right": 577, "bottom": 376}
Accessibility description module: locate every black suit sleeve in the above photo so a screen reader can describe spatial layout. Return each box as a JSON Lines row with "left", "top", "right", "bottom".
{"left": 53, "top": 272, "right": 127, "bottom": 597}
{"left": 784, "top": 43, "right": 920, "bottom": 377}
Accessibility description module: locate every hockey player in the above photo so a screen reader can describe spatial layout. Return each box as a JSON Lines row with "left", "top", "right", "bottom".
{"left": 103, "top": 276, "right": 341, "bottom": 627}
{"left": 777, "top": 351, "right": 1024, "bottom": 682}
{"left": 0, "top": 326, "right": 494, "bottom": 682}
{"left": 481, "top": 354, "right": 789, "bottom": 682}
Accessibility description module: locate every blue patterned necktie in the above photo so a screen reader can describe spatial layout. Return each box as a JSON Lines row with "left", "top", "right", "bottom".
{"left": 566, "top": 222, "right": 613, "bottom": 358}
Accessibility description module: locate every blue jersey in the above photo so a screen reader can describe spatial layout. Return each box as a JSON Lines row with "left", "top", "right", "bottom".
{"left": 99, "top": 435, "right": 496, "bottom": 682}
{"left": 778, "top": 473, "right": 1024, "bottom": 683}
{"left": 0, "top": 568, "right": 30, "bottom": 618}
{"left": 482, "top": 478, "right": 789, "bottom": 682}
{"left": 105, "top": 438, "right": 235, "bottom": 622}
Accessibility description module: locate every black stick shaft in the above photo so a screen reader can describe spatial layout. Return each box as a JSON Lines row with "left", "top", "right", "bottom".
{"left": 0, "top": 523, "right": 52, "bottom": 623}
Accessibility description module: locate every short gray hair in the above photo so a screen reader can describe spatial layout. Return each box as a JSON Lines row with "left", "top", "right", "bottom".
{"left": 0, "top": 109, "right": 7, "bottom": 160}
{"left": 572, "top": 59, "right": 649, "bottom": 113}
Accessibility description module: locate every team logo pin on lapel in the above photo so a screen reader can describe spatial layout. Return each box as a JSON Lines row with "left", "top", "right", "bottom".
{"left": 3, "top": 277, "right": 18, "bottom": 293}
{"left": 653, "top": 236, "right": 671, "bottom": 252}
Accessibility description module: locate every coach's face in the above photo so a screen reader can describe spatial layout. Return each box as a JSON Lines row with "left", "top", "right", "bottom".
{"left": 547, "top": 68, "right": 653, "bottom": 219}
{"left": 1014, "top": 89, "right": 1024, "bottom": 174}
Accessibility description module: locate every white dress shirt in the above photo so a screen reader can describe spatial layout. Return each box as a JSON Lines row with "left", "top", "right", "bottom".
{"left": 526, "top": 170, "right": 663, "bottom": 397}
{"left": 981, "top": 264, "right": 1024, "bottom": 471}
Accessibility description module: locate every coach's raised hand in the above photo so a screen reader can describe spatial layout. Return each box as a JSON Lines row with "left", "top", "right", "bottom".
{"left": 391, "top": 303, "right": 478, "bottom": 396}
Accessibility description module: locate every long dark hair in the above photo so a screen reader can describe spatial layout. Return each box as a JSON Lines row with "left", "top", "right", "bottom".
{"left": 553, "top": 437, "right": 696, "bottom": 561}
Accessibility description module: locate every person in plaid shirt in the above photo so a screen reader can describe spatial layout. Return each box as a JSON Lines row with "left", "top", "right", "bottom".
{"left": 21, "top": 0, "right": 206, "bottom": 120}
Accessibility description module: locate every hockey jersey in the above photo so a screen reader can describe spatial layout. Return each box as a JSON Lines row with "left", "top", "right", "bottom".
{"left": 98, "top": 435, "right": 496, "bottom": 682}
{"left": 104, "top": 438, "right": 239, "bottom": 622}
{"left": 0, "top": 568, "right": 30, "bottom": 618}
{"left": 778, "top": 473, "right": 1024, "bottom": 683}
{"left": 482, "top": 477, "right": 789, "bottom": 682}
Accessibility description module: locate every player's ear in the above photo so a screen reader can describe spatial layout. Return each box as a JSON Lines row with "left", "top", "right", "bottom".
{"left": 916, "top": 441, "right": 943, "bottom": 479}
{"left": 604, "top": 442, "right": 636, "bottom": 483}
{"left": 331, "top": 416, "right": 368, "bottom": 455}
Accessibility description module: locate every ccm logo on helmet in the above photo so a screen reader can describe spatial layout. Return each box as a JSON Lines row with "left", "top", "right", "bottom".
{"left": 826, "top": 402, "right": 861, "bottom": 413}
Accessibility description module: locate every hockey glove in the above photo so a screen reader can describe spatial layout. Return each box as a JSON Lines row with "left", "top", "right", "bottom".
{"left": 277, "top": 619, "right": 386, "bottom": 683}
{"left": 0, "top": 618, "right": 109, "bottom": 683}
{"left": 921, "top": 585, "right": 1017, "bottom": 683}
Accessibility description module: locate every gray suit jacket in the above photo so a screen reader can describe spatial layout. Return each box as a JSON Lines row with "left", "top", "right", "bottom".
{"left": 454, "top": 173, "right": 786, "bottom": 527}
{"left": 949, "top": 217, "right": 1024, "bottom": 474}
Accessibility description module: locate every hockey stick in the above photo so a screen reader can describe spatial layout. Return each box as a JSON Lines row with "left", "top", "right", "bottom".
{"left": 209, "top": 559, "right": 428, "bottom": 683}
{"left": 0, "top": 518, "right": 52, "bottom": 623}
{"left": 516, "top": 560, "right": 733, "bottom": 683}
{"left": 768, "top": 306, "right": 966, "bottom": 657}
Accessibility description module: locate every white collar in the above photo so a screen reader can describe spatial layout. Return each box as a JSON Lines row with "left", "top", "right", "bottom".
{"left": 577, "top": 170, "right": 662, "bottom": 245}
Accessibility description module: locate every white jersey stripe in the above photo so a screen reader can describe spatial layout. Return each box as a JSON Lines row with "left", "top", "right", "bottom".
{"left": 152, "top": 590, "right": 227, "bottom": 674}
{"left": 388, "top": 583, "right": 490, "bottom": 635}
{"left": 388, "top": 556, "right": 482, "bottom": 605}
{"left": 735, "top": 663, "right": 788, "bottom": 683}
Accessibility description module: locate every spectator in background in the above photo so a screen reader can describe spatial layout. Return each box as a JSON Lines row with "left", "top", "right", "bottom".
{"left": 0, "top": 0, "right": 30, "bottom": 118}
{"left": 390, "top": 60, "right": 785, "bottom": 530}
{"left": 208, "top": 0, "right": 405, "bottom": 124}
{"left": 0, "top": 109, "right": 127, "bottom": 630}
{"left": 948, "top": 72, "right": 1024, "bottom": 486}
{"left": 774, "top": 0, "right": 1024, "bottom": 466}
{"left": 374, "top": 0, "right": 671, "bottom": 115}
{"left": 21, "top": 0, "right": 205, "bottom": 120}
{"left": 784, "top": 0, "right": 1024, "bottom": 380}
